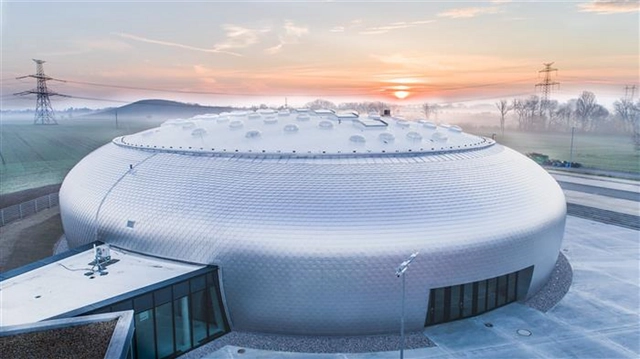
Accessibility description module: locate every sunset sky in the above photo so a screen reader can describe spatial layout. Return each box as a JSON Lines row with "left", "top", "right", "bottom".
{"left": 1, "top": 0, "right": 638, "bottom": 109}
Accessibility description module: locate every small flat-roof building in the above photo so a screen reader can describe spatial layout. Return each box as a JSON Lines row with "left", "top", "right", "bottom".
{"left": 1, "top": 242, "right": 229, "bottom": 358}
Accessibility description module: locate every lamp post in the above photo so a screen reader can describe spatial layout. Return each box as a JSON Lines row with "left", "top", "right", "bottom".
{"left": 396, "top": 251, "right": 419, "bottom": 359}
{"left": 567, "top": 126, "right": 575, "bottom": 168}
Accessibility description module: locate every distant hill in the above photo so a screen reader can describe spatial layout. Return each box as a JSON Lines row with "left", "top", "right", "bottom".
{"left": 91, "top": 99, "right": 235, "bottom": 121}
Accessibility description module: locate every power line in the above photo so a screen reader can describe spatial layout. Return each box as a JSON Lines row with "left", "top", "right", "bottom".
{"left": 60, "top": 79, "right": 262, "bottom": 96}
{"left": 55, "top": 76, "right": 538, "bottom": 97}
{"left": 64, "top": 95, "right": 131, "bottom": 104}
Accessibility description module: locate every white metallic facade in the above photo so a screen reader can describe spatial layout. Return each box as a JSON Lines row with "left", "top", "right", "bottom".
{"left": 59, "top": 110, "right": 566, "bottom": 335}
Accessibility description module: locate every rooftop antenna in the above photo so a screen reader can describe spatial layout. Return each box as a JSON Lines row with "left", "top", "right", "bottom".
{"left": 14, "top": 59, "right": 70, "bottom": 125}
{"left": 85, "top": 243, "right": 111, "bottom": 276}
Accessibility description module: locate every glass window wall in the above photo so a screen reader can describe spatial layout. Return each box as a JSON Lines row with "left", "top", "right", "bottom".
{"left": 425, "top": 266, "right": 534, "bottom": 326}
{"left": 84, "top": 267, "right": 228, "bottom": 359}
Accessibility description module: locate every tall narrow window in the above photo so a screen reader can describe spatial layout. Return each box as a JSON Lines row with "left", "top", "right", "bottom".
{"left": 135, "top": 309, "right": 156, "bottom": 359}
{"left": 462, "top": 283, "right": 474, "bottom": 317}
{"left": 174, "top": 296, "right": 192, "bottom": 353}
{"left": 448, "top": 285, "right": 461, "bottom": 321}
{"left": 497, "top": 275, "right": 508, "bottom": 307}
{"left": 486, "top": 278, "right": 497, "bottom": 311}
{"left": 155, "top": 302, "right": 174, "bottom": 359}
{"left": 433, "top": 287, "right": 446, "bottom": 324}
{"left": 208, "top": 286, "right": 225, "bottom": 336}
{"left": 191, "top": 290, "right": 208, "bottom": 345}
{"left": 507, "top": 273, "right": 517, "bottom": 302}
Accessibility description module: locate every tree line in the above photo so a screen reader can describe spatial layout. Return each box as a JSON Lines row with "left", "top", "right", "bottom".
{"left": 301, "top": 92, "right": 640, "bottom": 149}
{"left": 495, "top": 91, "right": 640, "bottom": 148}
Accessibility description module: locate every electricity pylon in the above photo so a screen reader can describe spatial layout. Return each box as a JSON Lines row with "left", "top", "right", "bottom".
{"left": 535, "top": 62, "right": 560, "bottom": 117}
{"left": 15, "top": 59, "right": 69, "bottom": 125}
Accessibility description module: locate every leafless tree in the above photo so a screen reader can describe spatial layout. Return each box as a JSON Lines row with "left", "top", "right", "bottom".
{"left": 305, "top": 99, "right": 337, "bottom": 110}
{"left": 552, "top": 102, "right": 574, "bottom": 131}
{"left": 614, "top": 98, "right": 640, "bottom": 148}
{"left": 422, "top": 103, "right": 434, "bottom": 120}
{"left": 338, "top": 101, "right": 390, "bottom": 114}
{"left": 495, "top": 99, "right": 511, "bottom": 136}
{"left": 575, "top": 91, "right": 597, "bottom": 131}
{"left": 524, "top": 96, "right": 542, "bottom": 130}
{"left": 512, "top": 99, "right": 527, "bottom": 130}
{"left": 614, "top": 98, "right": 636, "bottom": 132}
{"left": 543, "top": 100, "right": 559, "bottom": 131}
{"left": 589, "top": 105, "right": 610, "bottom": 132}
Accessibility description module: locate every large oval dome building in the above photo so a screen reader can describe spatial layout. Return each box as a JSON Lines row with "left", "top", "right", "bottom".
{"left": 59, "top": 109, "right": 566, "bottom": 335}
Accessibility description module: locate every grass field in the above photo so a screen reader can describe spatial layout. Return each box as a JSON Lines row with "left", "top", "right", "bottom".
{"left": 1, "top": 119, "right": 638, "bottom": 196}
{"left": 474, "top": 130, "right": 640, "bottom": 174}
{"left": 0, "top": 117, "right": 163, "bottom": 195}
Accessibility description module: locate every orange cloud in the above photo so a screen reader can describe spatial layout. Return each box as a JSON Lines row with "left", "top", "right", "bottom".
{"left": 578, "top": 0, "right": 640, "bottom": 14}
{"left": 359, "top": 19, "right": 435, "bottom": 35}
{"left": 437, "top": 6, "right": 502, "bottom": 19}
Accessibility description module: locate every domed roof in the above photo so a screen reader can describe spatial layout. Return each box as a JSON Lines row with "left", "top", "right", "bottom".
{"left": 117, "top": 110, "right": 493, "bottom": 157}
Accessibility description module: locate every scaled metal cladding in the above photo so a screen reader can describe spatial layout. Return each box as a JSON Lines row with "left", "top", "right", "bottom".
{"left": 59, "top": 111, "right": 566, "bottom": 335}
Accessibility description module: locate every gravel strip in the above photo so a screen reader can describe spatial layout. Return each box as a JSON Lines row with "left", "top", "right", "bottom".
{"left": 180, "top": 331, "right": 433, "bottom": 358}
{"left": 0, "top": 320, "right": 117, "bottom": 359}
{"left": 524, "top": 252, "right": 573, "bottom": 312}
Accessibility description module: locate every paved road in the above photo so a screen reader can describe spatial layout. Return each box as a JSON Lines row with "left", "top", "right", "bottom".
{"left": 566, "top": 203, "right": 639, "bottom": 230}
{"left": 554, "top": 174, "right": 639, "bottom": 229}
{"left": 557, "top": 181, "right": 640, "bottom": 202}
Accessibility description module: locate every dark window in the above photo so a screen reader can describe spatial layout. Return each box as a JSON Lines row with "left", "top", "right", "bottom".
{"left": 173, "top": 282, "right": 189, "bottom": 299}
{"left": 155, "top": 302, "right": 174, "bottom": 359}
{"left": 190, "top": 276, "right": 206, "bottom": 292}
{"left": 433, "top": 287, "right": 445, "bottom": 324}
{"left": 507, "top": 273, "right": 517, "bottom": 302}
{"left": 174, "top": 296, "right": 192, "bottom": 353}
{"left": 135, "top": 309, "right": 156, "bottom": 359}
{"left": 112, "top": 300, "right": 133, "bottom": 312}
{"left": 191, "top": 290, "right": 208, "bottom": 345}
{"left": 425, "top": 266, "right": 534, "bottom": 327}
{"left": 497, "top": 275, "right": 508, "bottom": 307}
{"left": 476, "top": 280, "right": 487, "bottom": 314}
{"left": 208, "top": 287, "right": 225, "bottom": 336}
{"left": 154, "top": 286, "right": 172, "bottom": 306}
{"left": 448, "top": 285, "right": 461, "bottom": 321}
{"left": 134, "top": 293, "right": 153, "bottom": 312}
{"left": 486, "top": 278, "right": 497, "bottom": 311}
{"left": 462, "top": 283, "right": 473, "bottom": 317}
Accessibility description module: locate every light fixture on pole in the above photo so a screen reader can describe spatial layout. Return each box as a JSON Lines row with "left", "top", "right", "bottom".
{"left": 567, "top": 126, "right": 575, "bottom": 168}
{"left": 396, "top": 251, "right": 419, "bottom": 359}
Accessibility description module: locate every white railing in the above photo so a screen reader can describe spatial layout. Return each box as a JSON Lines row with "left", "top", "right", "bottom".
{"left": 0, "top": 193, "right": 59, "bottom": 227}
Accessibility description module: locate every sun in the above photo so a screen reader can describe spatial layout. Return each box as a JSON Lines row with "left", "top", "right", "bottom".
{"left": 394, "top": 91, "right": 410, "bottom": 99}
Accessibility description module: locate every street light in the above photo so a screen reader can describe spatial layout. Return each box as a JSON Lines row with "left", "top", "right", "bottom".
{"left": 567, "top": 126, "right": 575, "bottom": 168}
{"left": 396, "top": 251, "right": 419, "bottom": 359}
